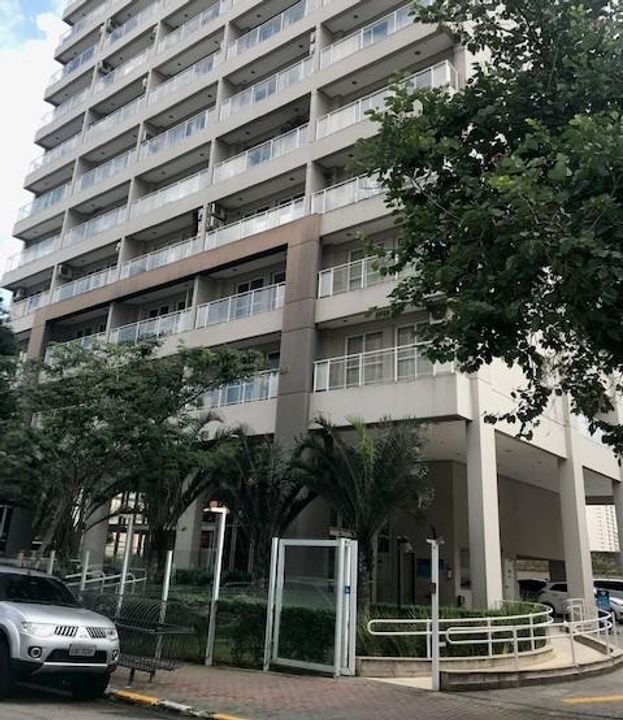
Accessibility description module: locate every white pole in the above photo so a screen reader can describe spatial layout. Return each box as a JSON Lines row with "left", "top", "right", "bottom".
{"left": 79, "top": 550, "right": 91, "bottom": 593}
{"left": 155, "top": 549, "right": 174, "bottom": 662}
{"left": 263, "top": 537, "right": 280, "bottom": 672}
{"left": 117, "top": 513, "right": 135, "bottom": 616}
{"left": 427, "top": 537, "right": 441, "bottom": 692}
{"left": 46, "top": 550, "right": 56, "bottom": 576}
{"left": 334, "top": 538, "right": 345, "bottom": 678}
{"left": 205, "top": 507, "right": 228, "bottom": 666}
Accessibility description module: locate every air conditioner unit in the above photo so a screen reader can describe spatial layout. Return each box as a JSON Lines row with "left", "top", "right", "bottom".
{"left": 206, "top": 202, "right": 226, "bottom": 229}
{"left": 425, "top": 291, "right": 449, "bottom": 325}
{"left": 57, "top": 264, "right": 73, "bottom": 280}
{"left": 12, "top": 288, "right": 26, "bottom": 301}
{"left": 99, "top": 61, "right": 113, "bottom": 75}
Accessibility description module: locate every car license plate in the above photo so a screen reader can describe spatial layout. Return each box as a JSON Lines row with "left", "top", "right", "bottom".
{"left": 69, "top": 644, "right": 96, "bottom": 657}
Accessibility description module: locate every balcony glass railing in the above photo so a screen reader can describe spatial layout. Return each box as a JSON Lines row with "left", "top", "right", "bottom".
{"left": 312, "top": 175, "right": 383, "bottom": 214}
{"left": 85, "top": 95, "right": 145, "bottom": 141}
{"left": 196, "top": 282, "right": 285, "bottom": 328}
{"left": 28, "top": 134, "right": 80, "bottom": 173}
{"left": 130, "top": 168, "right": 210, "bottom": 218}
{"left": 93, "top": 47, "right": 151, "bottom": 94}
{"left": 65, "top": 204, "right": 128, "bottom": 246}
{"left": 109, "top": 308, "right": 194, "bottom": 344}
{"left": 148, "top": 52, "right": 221, "bottom": 105}
{"left": 214, "top": 124, "right": 308, "bottom": 183}
{"left": 313, "top": 343, "right": 453, "bottom": 392}
{"left": 17, "top": 183, "right": 70, "bottom": 222}
{"left": 106, "top": 1, "right": 161, "bottom": 45}
{"left": 228, "top": 1, "right": 307, "bottom": 58}
{"left": 316, "top": 61, "right": 458, "bottom": 138}
{"left": 159, "top": 1, "right": 225, "bottom": 52}
{"left": 78, "top": 149, "right": 135, "bottom": 192}
{"left": 140, "top": 109, "right": 213, "bottom": 159}
{"left": 10, "top": 291, "right": 50, "bottom": 321}
{"left": 39, "top": 87, "right": 89, "bottom": 128}
{"left": 4, "top": 235, "right": 62, "bottom": 273}
{"left": 320, "top": 4, "right": 412, "bottom": 69}
{"left": 120, "top": 235, "right": 203, "bottom": 278}
{"left": 58, "top": 1, "right": 109, "bottom": 46}
{"left": 204, "top": 197, "right": 305, "bottom": 250}
{"left": 45, "top": 332, "right": 107, "bottom": 365}
{"left": 48, "top": 44, "right": 96, "bottom": 85}
{"left": 52, "top": 266, "right": 120, "bottom": 303}
{"left": 200, "top": 370, "right": 279, "bottom": 408}
{"left": 318, "top": 256, "right": 391, "bottom": 298}
{"left": 220, "top": 57, "right": 313, "bottom": 120}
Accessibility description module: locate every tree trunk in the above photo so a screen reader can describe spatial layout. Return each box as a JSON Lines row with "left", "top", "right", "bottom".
{"left": 357, "top": 536, "right": 375, "bottom": 611}
{"left": 146, "top": 527, "right": 175, "bottom": 584}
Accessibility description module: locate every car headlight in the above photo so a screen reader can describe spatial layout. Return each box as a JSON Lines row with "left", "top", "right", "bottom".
{"left": 21, "top": 622, "right": 55, "bottom": 638}
{"left": 106, "top": 627, "right": 118, "bottom": 641}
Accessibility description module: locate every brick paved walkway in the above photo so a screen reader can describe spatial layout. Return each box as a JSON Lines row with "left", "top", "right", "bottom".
{"left": 111, "top": 663, "right": 608, "bottom": 720}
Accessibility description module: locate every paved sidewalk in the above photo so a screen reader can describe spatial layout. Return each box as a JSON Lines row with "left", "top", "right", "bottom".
{"left": 110, "top": 663, "right": 619, "bottom": 720}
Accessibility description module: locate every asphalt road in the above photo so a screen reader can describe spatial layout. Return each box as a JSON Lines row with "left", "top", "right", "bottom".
{"left": 0, "top": 684, "right": 166, "bottom": 720}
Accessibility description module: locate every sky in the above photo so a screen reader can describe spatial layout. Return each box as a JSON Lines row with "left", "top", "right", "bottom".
{"left": 0, "top": 0, "right": 66, "bottom": 300}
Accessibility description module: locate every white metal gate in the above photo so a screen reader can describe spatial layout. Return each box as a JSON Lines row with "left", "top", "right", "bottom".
{"left": 263, "top": 538, "right": 358, "bottom": 677}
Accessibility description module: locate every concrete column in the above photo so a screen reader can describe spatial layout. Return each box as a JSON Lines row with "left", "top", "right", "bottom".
{"left": 174, "top": 496, "right": 205, "bottom": 569}
{"left": 614, "top": 480, "right": 623, "bottom": 572}
{"left": 465, "top": 378, "right": 503, "bottom": 608}
{"left": 81, "top": 502, "right": 111, "bottom": 565}
{"left": 559, "top": 397, "right": 594, "bottom": 608}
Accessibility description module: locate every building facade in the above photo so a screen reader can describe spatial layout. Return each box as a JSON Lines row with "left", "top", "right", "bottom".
{"left": 4, "top": 0, "right": 623, "bottom": 609}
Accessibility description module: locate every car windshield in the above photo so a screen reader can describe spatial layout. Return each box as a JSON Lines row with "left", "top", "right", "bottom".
{"left": 0, "top": 573, "right": 79, "bottom": 607}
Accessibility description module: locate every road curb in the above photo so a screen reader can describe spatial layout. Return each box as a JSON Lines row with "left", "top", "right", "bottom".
{"left": 109, "top": 688, "right": 248, "bottom": 719}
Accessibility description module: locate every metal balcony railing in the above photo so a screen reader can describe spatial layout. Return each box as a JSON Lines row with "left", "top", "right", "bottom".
{"left": 313, "top": 343, "right": 453, "bottom": 392}
{"left": 119, "top": 235, "right": 204, "bottom": 279}
{"left": 78, "top": 149, "right": 135, "bottom": 192}
{"left": 228, "top": 1, "right": 307, "bottom": 59}
{"left": 105, "top": 1, "right": 161, "bottom": 46}
{"left": 317, "top": 256, "right": 389, "bottom": 298}
{"left": 52, "top": 266, "right": 120, "bottom": 303}
{"left": 10, "top": 291, "right": 50, "bottom": 321}
{"left": 48, "top": 44, "right": 96, "bottom": 86}
{"left": 220, "top": 57, "right": 313, "bottom": 120}
{"left": 195, "top": 282, "right": 285, "bottom": 328}
{"left": 39, "top": 87, "right": 89, "bottom": 129}
{"left": 93, "top": 47, "right": 151, "bottom": 94}
{"left": 316, "top": 61, "right": 458, "bottom": 138}
{"left": 204, "top": 197, "right": 305, "bottom": 250}
{"left": 148, "top": 52, "right": 221, "bottom": 105}
{"left": 158, "top": 1, "right": 225, "bottom": 52}
{"left": 200, "top": 370, "right": 279, "bottom": 408}
{"left": 17, "top": 183, "right": 70, "bottom": 222}
{"left": 4, "top": 235, "right": 62, "bottom": 273}
{"left": 130, "top": 168, "right": 210, "bottom": 218}
{"left": 109, "top": 308, "right": 194, "bottom": 345}
{"left": 45, "top": 332, "right": 107, "bottom": 365}
{"left": 311, "top": 175, "right": 383, "bottom": 214}
{"left": 213, "top": 124, "right": 308, "bottom": 182}
{"left": 140, "top": 109, "right": 213, "bottom": 159}
{"left": 28, "top": 134, "right": 80, "bottom": 173}
{"left": 65, "top": 205, "right": 128, "bottom": 246}
{"left": 84, "top": 95, "right": 145, "bottom": 141}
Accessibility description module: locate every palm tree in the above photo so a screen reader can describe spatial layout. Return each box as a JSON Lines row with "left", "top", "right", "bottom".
{"left": 209, "top": 434, "right": 314, "bottom": 581}
{"left": 294, "top": 417, "right": 430, "bottom": 609}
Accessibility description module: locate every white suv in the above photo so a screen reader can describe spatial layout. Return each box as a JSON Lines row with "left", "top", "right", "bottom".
{"left": 536, "top": 582, "right": 570, "bottom": 615}
{"left": 0, "top": 566, "right": 119, "bottom": 699}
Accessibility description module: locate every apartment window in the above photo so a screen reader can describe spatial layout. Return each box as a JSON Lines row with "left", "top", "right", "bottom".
{"left": 272, "top": 271, "right": 286, "bottom": 284}
{"left": 396, "top": 325, "right": 433, "bottom": 378}
{"left": 345, "top": 332, "right": 383, "bottom": 386}
{"left": 237, "top": 278, "right": 264, "bottom": 294}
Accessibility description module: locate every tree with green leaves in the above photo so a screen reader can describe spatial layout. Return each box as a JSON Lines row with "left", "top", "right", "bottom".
{"left": 357, "top": 0, "right": 623, "bottom": 450}
{"left": 209, "top": 434, "right": 313, "bottom": 581}
{"left": 293, "top": 418, "right": 430, "bottom": 609}
{"left": 0, "top": 297, "right": 17, "bottom": 423}
{"left": 4, "top": 339, "right": 262, "bottom": 562}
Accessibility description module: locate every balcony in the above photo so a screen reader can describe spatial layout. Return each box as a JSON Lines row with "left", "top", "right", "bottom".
{"left": 227, "top": 0, "right": 307, "bottom": 59}
{"left": 52, "top": 266, "right": 120, "bottom": 304}
{"left": 39, "top": 87, "right": 90, "bottom": 130}
{"left": 109, "top": 308, "right": 194, "bottom": 344}
{"left": 17, "top": 183, "right": 70, "bottom": 222}
{"left": 130, "top": 168, "right": 210, "bottom": 219}
{"left": 317, "top": 256, "right": 388, "bottom": 297}
{"left": 4, "top": 235, "right": 62, "bottom": 274}
{"left": 65, "top": 204, "right": 128, "bottom": 246}
{"left": 219, "top": 57, "right": 313, "bottom": 120}
{"left": 312, "top": 175, "right": 383, "bottom": 214}
{"left": 120, "top": 235, "right": 204, "bottom": 278}
{"left": 316, "top": 61, "right": 458, "bottom": 139}
{"left": 78, "top": 149, "right": 135, "bottom": 192}
{"left": 45, "top": 332, "right": 107, "bottom": 365}
{"left": 158, "top": 1, "right": 225, "bottom": 53}
{"left": 57, "top": 2, "right": 109, "bottom": 50}
{"left": 48, "top": 44, "right": 96, "bottom": 87}
{"left": 201, "top": 370, "right": 279, "bottom": 408}
{"left": 105, "top": 1, "right": 161, "bottom": 46}
{"left": 84, "top": 95, "right": 145, "bottom": 142}
{"left": 204, "top": 197, "right": 305, "bottom": 250}
{"left": 148, "top": 52, "right": 221, "bottom": 106}
{"left": 196, "top": 282, "right": 285, "bottom": 328}
{"left": 93, "top": 47, "right": 152, "bottom": 94}
{"left": 313, "top": 343, "right": 453, "bottom": 392}
{"left": 28, "top": 134, "right": 80, "bottom": 173}
{"left": 213, "top": 124, "right": 308, "bottom": 183}
{"left": 320, "top": 4, "right": 414, "bottom": 69}
{"left": 10, "top": 291, "right": 50, "bottom": 321}
{"left": 140, "top": 109, "right": 213, "bottom": 159}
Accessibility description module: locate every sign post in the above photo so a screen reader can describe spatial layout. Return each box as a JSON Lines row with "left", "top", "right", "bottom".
{"left": 427, "top": 536, "right": 443, "bottom": 691}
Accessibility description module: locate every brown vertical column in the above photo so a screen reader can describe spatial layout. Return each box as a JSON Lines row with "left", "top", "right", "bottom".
{"left": 26, "top": 317, "right": 49, "bottom": 360}
{"left": 274, "top": 215, "right": 321, "bottom": 447}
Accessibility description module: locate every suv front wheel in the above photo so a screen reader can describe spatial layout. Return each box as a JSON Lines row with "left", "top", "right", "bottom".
{"left": 70, "top": 673, "right": 111, "bottom": 701}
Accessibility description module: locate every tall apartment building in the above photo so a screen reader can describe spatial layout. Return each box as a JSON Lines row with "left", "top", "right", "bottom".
{"left": 3, "top": 0, "right": 623, "bottom": 608}
{"left": 587, "top": 505, "right": 620, "bottom": 554}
